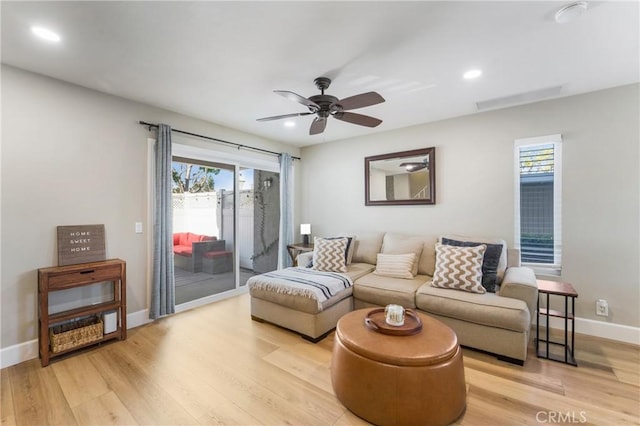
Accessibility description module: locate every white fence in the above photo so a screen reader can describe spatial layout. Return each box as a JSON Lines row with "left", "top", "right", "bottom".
{"left": 173, "top": 191, "right": 255, "bottom": 269}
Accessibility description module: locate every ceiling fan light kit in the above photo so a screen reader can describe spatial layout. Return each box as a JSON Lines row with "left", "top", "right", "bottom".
{"left": 554, "top": 1, "right": 588, "bottom": 24}
{"left": 400, "top": 158, "right": 429, "bottom": 172}
{"left": 257, "top": 77, "right": 385, "bottom": 135}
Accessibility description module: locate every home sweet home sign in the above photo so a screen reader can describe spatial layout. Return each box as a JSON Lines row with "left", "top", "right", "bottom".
{"left": 57, "top": 224, "right": 106, "bottom": 266}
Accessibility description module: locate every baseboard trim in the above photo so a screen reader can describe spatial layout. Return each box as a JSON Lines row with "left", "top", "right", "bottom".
{"left": 0, "top": 339, "right": 39, "bottom": 370}
{"left": 1, "top": 308, "right": 153, "bottom": 369}
{"left": 536, "top": 316, "right": 640, "bottom": 346}
{"left": 128, "top": 308, "right": 153, "bottom": 329}
{"left": 3, "top": 304, "right": 636, "bottom": 369}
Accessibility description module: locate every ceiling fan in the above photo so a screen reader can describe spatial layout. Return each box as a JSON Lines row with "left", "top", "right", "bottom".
{"left": 400, "top": 158, "right": 429, "bottom": 172}
{"left": 257, "top": 77, "right": 385, "bottom": 135}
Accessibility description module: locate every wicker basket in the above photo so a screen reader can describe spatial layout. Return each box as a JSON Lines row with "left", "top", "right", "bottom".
{"left": 50, "top": 316, "right": 103, "bottom": 353}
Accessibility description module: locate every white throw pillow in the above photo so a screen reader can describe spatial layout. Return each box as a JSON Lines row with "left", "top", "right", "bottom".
{"left": 312, "top": 237, "right": 348, "bottom": 273}
{"left": 431, "top": 243, "right": 486, "bottom": 294}
{"left": 374, "top": 253, "right": 416, "bottom": 279}
{"left": 381, "top": 233, "right": 424, "bottom": 276}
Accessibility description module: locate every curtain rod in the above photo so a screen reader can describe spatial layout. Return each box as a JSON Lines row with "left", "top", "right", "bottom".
{"left": 139, "top": 121, "right": 301, "bottom": 160}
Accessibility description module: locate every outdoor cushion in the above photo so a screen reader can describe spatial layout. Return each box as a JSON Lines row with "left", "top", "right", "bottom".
{"left": 173, "top": 232, "right": 217, "bottom": 256}
{"left": 203, "top": 251, "right": 232, "bottom": 259}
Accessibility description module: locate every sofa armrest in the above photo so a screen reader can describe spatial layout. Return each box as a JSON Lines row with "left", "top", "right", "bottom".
{"left": 297, "top": 251, "right": 313, "bottom": 267}
{"left": 499, "top": 266, "right": 538, "bottom": 320}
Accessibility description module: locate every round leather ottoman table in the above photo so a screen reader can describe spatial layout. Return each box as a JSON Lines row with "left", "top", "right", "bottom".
{"left": 331, "top": 309, "right": 466, "bottom": 426}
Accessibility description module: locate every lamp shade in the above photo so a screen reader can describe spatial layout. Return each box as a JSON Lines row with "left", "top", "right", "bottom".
{"left": 300, "top": 224, "right": 311, "bottom": 235}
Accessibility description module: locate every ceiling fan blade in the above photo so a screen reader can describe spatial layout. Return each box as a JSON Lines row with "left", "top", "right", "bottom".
{"left": 309, "top": 117, "right": 327, "bottom": 135}
{"left": 333, "top": 112, "right": 382, "bottom": 128}
{"left": 337, "top": 92, "right": 385, "bottom": 110}
{"left": 274, "top": 90, "right": 319, "bottom": 110}
{"left": 256, "top": 112, "right": 314, "bottom": 122}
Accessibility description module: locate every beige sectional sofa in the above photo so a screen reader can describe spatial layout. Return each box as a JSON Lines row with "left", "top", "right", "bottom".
{"left": 249, "top": 231, "right": 538, "bottom": 365}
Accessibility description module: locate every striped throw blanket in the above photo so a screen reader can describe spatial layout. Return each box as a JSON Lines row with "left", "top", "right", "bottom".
{"left": 247, "top": 267, "right": 353, "bottom": 310}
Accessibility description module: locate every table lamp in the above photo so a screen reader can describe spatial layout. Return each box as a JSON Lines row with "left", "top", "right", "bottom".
{"left": 300, "top": 224, "right": 311, "bottom": 245}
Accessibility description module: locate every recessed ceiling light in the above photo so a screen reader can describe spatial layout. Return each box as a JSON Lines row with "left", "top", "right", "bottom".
{"left": 31, "top": 26, "right": 61, "bottom": 42}
{"left": 283, "top": 121, "right": 296, "bottom": 128}
{"left": 463, "top": 69, "right": 482, "bottom": 80}
{"left": 554, "top": 2, "right": 588, "bottom": 24}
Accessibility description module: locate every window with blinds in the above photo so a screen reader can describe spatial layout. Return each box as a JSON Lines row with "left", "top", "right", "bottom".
{"left": 514, "top": 134, "right": 562, "bottom": 275}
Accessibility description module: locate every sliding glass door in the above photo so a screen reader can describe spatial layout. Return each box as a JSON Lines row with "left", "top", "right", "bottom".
{"left": 238, "top": 167, "right": 280, "bottom": 286}
{"left": 172, "top": 157, "right": 236, "bottom": 305}
{"left": 169, "top": 143, "right": 282, "bottom": 307}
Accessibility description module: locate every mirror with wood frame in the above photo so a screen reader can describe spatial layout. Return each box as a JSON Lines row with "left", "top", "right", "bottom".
{"left": 365, "top": 147, "right": 436, "bottom": 206}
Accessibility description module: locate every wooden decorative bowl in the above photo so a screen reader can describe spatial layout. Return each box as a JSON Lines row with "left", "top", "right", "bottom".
{"left": 364, "top": 308, "right": 423, "bottom": 336}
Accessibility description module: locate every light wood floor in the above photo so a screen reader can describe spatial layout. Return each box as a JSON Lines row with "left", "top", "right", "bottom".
{"left": 2, "top": 293, "right": 639, "bottom": 425}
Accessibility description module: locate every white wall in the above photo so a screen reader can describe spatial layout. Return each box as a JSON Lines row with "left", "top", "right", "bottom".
{"left": 0, "top": 65, "right": 300, "bottom": 351}
{"left": 300, "top": 84, "right": 639, "bottom": 328}
{"left": 369, "top": 168, "right": 387, "bottom": 201}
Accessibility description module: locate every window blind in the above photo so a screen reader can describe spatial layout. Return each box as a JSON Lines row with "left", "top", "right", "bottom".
{"left": 514, "top": 135, "right": 562, "bottom": 275}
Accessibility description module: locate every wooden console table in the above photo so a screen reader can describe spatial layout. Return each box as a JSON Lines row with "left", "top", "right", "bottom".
{"left": 536, "top": 279, "right": 578, "bottom": 366}
{"left": 38, "top": 259, "right": 126, "bottom": 366}
{"left": 286, "top": 243, "right": 314, "bottom": 266}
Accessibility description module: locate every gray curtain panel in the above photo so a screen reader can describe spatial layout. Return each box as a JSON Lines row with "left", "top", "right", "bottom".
{"left": 278, "top": 153, "right": 294, "bottom": 268}
{"left": 150, "top": 123, "right": 175, "bottom": 319}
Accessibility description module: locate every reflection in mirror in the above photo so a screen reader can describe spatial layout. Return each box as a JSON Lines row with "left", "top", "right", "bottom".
{"left": 365, "top": 147, "right": 435, "bottom": 206}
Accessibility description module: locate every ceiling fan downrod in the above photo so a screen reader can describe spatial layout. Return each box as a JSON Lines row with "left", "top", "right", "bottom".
{"left": 314, "top": 77, "right": 331, "bottom": 95}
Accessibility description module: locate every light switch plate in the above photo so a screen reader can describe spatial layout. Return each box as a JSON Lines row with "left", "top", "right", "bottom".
{"left": 135, "top": 222, "right": 143, "bottom": 234}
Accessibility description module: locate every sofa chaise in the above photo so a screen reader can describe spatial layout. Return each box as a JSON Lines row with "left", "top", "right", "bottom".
{"left": 248, "top": 232, "right": 538, "bottom": 365}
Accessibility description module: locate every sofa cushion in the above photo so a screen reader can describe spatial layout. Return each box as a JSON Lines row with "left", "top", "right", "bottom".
{"left": 416, "top": 283, "right": 530, "bottom": 332}
{"left": 381, "top": 233, "right": 424, "bottom": 276}
{"left": 344, "top": 263, "right": 376, "bottom": 281}
{"left": 440, "top": 234, "right": 508, "bottom": 283}
{"left": 416, "top": 235, "right": 438, "bottom": 276}
{"left": 313, "top": 237, "right": 348, "bottom": 273}
{"left": 351, "top": 232, "right": 385, "bottom": 265}
{"left": 353, "top": 273, "right": 429, "bottom": 309}
{"left": 374, "top": 253, "right": 416, "bottom": 279}
{"left": 442, "top": 237, "right": 503, "bottom": 293}
{"left": 431, "top": 244, "right": 486, "bottom": 294}
{"left": 250, "top": 284, "right": 352, "bottom": 315}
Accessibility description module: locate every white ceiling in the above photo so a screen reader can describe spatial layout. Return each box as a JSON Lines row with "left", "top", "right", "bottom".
{"left": 2, "top": 1, "right": 638, "bottom": 147}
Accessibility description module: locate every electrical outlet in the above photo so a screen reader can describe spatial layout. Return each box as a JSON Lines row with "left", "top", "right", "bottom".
{"left": 596, "top": 299, "right": 609, "bottom": 316}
